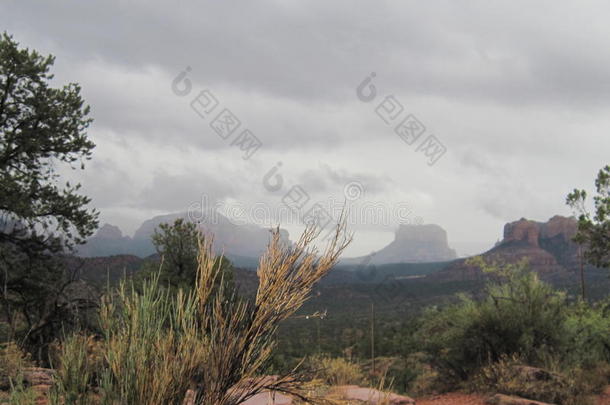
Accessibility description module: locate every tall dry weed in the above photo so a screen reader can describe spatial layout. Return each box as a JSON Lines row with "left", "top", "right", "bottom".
{"left": 53, "top": 216, "right": 351, "bottom": 405}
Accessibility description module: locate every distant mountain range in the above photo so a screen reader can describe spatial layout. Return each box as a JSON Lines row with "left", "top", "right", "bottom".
{"left": 76, "top": 212, "right": 288, "bottom": 267}
{"left": 78, "top": 213, "right": 459, "bottom": 267}
{"left": 77, "top": 213, "right": 587, "bottom": 284}
{"left": 70, "top": 214, "right": 609, "bottom": 323}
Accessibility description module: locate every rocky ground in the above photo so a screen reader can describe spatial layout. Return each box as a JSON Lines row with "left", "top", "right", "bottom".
{"left": 227, "top": 386, "right": 610, "bottom": 405}
{"left": 416, "top": 393, "right": 487, "bottom": 405}
{"left": 220, "top": 386, "right": 610, "bottom": 405}
{"left": 3, "top": 368, "right": 610, "bottom": 405}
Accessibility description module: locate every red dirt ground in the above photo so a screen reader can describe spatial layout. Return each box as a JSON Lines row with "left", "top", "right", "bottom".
{"left": 598, "top": 386, "right": 610, "bottom": 405}
{"left": 415, "top": 387, "right": 610, "bottom": 405}
{"left": 416, "top": 393, "right": 487, "bottom": 405}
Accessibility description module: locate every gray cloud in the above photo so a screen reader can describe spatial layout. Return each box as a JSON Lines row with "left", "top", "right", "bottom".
{"left": 298, "top": 164, "right": 393, "bottom": 196}
{"left": 138, "top": 171, "right": 233, "bottom": 212}
{"left": 4, "top": 1, "right": 610, "bottom": 107}
{"left": 2, "top": 0, "right": 610, "bottom": 255}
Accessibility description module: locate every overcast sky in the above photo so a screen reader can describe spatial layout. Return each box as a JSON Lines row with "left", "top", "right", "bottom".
{"left": 2, "top": 1, "right": 609, "bottom": 257}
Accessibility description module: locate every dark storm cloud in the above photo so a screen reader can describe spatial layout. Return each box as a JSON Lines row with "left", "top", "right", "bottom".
{"left": 4, "top": 0, "right": 610, "bottom": 108}
{"left": 2, "top": 0, "right": 610, "bottom": 254}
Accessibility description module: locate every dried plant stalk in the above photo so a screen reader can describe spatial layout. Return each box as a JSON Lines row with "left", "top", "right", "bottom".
{"left": 194, "top": 212, "right": 351, "bottom": 405}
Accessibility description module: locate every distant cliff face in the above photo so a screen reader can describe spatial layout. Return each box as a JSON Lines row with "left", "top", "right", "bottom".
{"left": 388, "top": 224, "right": 457, "bottom": 262}
{"left": 431, "top": 215, "right": 580, "bottom": 281}
{"left": 503, "top": 218, "right": 541, "bottom": 246}
{"left": 345, "top": 224, "right": 457, "bottom": 265}
{"left": 94, "top": 224, "right": 124, "bottom": 239}
{"left": 502, "top": 215, "right": 577, "bottom": 249}
{"left": 77, "top": 224, "right": 136, "bottom": 257}
{"left": 77, "top": 212, "right": 289, "bottom": 263}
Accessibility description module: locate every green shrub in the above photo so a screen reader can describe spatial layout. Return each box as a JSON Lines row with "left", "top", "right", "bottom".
{"left": 98, "top": 274, "right": 205, "bottom": 405}
{"left": 4, "top": 385, "right": 37, "bottom": 405}
{"left": 416, "top": 257, "right": 610, "bottom": 401}
{"left": 0, "top": 343, "right": 39, "bottom": 405}
{"left": 0, "top": 342, "right": 31, "bottom": 387}
{"left": 418, "top": 280, "right": 568, "bottom": 379}
{"left": 309, "top": 355, "right": 365, "bottom": 386}
{"left": 50, "top": 334, "right": 105, "bottom": 405}
{"left": 417, "top": 259, "right": 569, "bottom": 381}
{"left": 396, "top": 353, "right": 438, "bottom": 396}
{"left": 563, "top": 299, "right": 610, "bottom": 367}
{"left": 470, "top": 355, "right": 576, "bottom": 404}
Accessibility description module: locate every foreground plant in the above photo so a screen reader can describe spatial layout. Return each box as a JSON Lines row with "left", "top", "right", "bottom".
{"left": 98, "top": 274, "right": 205, "bottom": 405}
{"left": 194, "top": 217, "right": 351, "bottom": 404}
{"left": 56, "top": 216, "right": 350, "bottom": 405}
{"left": 0, "top": 342, "right": 38, "bottom": 404}
{"left": 50, "top": 334, "right": 100, "bottom": 405}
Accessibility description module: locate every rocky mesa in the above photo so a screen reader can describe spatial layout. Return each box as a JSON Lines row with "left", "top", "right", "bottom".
{"left": 345, "top": 223, "right": 457, "bottom": 265}
{"left": 430, "top": 215, "right": 580, "bottom": 281}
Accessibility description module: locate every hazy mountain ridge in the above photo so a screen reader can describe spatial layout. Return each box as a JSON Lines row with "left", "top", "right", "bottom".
{"left": 77, "top": 212, "right": 289, "bottom": 263}
{"left": 77, "top": 214, "right": 585, "bottom": 285}
{"left": 342, "top": 223, "right": 457, "bottom": 265}
{"left": 70, "top": 214, "right": 610, "bottom": 315}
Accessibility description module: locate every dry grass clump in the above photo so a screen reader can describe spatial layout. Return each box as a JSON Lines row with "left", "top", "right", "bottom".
{"left": 469, "top": 354, "right": 603, "bottom": 405}
{"left": 47, "top": 216, "right": 351, "bottom": 405}
{"left": 0, "top": 342, "right": 31, "bottom": 386}
{"left": 308, "top": 355, "right": 365, "bottom": 386}
{"left": 49, "top": 334, "right": 104, "bottom": 405}
{"left": 0, "top": 342, "right": 37, "bottom": 405}
{"left": 0, "top": 386, "right": 37, "bottom": 405}
{"left": 195, "top": 219, "right": 351, "bottom": 405}
{"left": 97, "top": 274, "right": 206, "bottom": 405}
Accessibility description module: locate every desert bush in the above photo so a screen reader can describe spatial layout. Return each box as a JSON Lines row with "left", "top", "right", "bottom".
{"left": 47, "top": 218, "right": 350, "bottom": 405}
{"left": 49, "top": 334, "right": 105, "bottom": 405}
{"left": 417, "top": 258, "right": 569, "bottom": 381}
{"left": 97, "top": 273, "right": 206, "bottom": 405}
{"left": 393, "top": 353, "right": 437, "bottom": 396}
{"left": 422, "top": 261, "right": 567, "bottom": 379}
{"left": 3, "top": 386, "right": 37, "bottom": 405}
{"left": 416, "top": 257, "right": 610, "bottom": 401}
{"left": 308, "top": 355, "right": 365, "bottom": 386}
{"left": 192, "top": 221, "right": 351, "bottom": 404}
{"left": 0, "top": 343, "right": 38, "bottom": 405}
{"left": 567, "top": 362, "right": 610, "bottom": 399}
{"left": 563, "top": 299, "right": 610, "bottom": 367}
{"left": 0, "top": 342, "right": 31, "bottom": 387}
{"left": 469, "top": 354, "right": 605, "bottom": 405}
